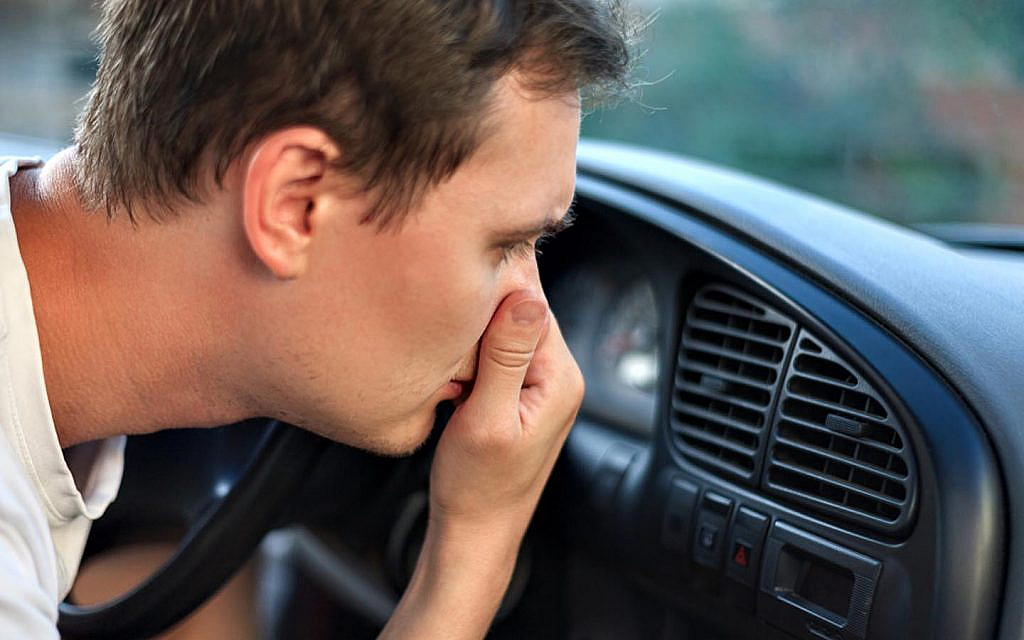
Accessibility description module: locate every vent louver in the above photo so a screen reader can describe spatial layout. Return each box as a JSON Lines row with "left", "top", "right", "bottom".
{"left": 764, "top": 331, "right": 916, "bottom": 533}
{"left": 670, "top": 285, "right": 796, "bottom": 484}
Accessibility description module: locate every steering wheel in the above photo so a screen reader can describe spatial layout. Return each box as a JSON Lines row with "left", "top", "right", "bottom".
{"left": 57, "top": 421, "right": 328, "bottom": 640}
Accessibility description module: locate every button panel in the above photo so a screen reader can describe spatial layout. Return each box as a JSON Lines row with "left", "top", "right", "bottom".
{"left": 655, "top": 474, "right": 885, "bottom": 639}
{"left": 692, "top": 490, "right": 733, "bottom": 569}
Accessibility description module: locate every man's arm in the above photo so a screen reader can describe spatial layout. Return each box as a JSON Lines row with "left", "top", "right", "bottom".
{"left": 380, "top": 291, "right": 583, "bottom": 638}
{"left": 378, "top": 517, "right": 521, "bottom": 637}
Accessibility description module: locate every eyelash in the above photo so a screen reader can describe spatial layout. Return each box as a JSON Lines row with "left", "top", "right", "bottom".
{"left": 499, "top": 233, "right": 553, "bottom": 263}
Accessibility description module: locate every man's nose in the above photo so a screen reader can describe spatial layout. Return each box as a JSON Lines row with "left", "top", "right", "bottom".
{"left": 505, "top": 253, "right": 544, "bottom": 297}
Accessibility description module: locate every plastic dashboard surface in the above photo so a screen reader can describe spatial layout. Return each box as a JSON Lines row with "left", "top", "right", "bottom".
{"left": 542, "top": 163, "right": 1004, "bottom": 640}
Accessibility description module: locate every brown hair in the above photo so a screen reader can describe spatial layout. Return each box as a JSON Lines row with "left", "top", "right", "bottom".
{"left": 75, "top": 0, "right": 637, "bottom": 225}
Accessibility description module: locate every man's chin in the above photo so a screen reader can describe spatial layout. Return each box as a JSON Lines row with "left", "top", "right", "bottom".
{"left": 345, "top": 411, "right": 438, "bottom": 457}
{"left": 360, "top": 432, "right": 428, "bottom": 456}
{"left": 286, "top": 403, "right": 441, "bottom": 457}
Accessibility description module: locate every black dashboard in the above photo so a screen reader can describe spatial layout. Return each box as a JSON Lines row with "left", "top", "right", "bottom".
{"left": 536, "top": 141, "right": 1013, "bottom": 640}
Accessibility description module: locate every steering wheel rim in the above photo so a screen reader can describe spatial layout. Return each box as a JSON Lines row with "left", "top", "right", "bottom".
{"left": 58, "top": 421, "right": 328, "bottom": 640}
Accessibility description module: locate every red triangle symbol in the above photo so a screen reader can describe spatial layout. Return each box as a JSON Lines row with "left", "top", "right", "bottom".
{"left": 733, "top": 545, "right": 749, "bottom": 567}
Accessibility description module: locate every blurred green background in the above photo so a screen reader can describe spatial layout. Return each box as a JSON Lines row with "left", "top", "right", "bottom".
{"left": 582, "top": 0, "right": 1024, "bottom": 225}
{"left": 2, "top": 0, "right": 1022, "bottom": 225}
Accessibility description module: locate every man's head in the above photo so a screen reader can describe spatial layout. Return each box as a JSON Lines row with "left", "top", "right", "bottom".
{"left": 70, "top": 0, "right": 634, "bottom": 453}
{"left": 76, "top": 0, "right": 633, "bottom": 225}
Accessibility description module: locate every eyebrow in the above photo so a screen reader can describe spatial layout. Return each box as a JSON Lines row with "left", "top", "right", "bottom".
{"left": 491, "top": 206, "right": 577, "bottom": 247}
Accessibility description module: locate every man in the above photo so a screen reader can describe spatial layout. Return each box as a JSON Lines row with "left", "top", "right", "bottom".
{"left": 0, "top": 0, "right": 633, "bottom": 637}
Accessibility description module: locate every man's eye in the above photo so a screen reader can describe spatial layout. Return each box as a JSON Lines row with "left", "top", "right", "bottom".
{"left": 497, "top": 231, "right": 556, "bottom": 264}
{"left": 499, "top": 241, "right": 537, "bottom": 263}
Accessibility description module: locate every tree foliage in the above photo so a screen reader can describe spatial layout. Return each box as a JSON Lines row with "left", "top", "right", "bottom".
{"left": 583, "top": 0, "right": 1024, "bottom": 225}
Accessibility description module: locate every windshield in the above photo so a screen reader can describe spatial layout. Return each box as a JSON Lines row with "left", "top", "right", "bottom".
{"left": 582, "top": 0, "right": 1024, "bottom": 226}
{"left": 1, "top": 0, "right": 1021, "bottom": 226}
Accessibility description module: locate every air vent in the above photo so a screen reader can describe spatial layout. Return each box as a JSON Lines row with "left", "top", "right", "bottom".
{"left": 764, "top": 330, "right": 917, "bottom": 534}
{"left": 670, "top": 284, "right": 796, "bottom": 484}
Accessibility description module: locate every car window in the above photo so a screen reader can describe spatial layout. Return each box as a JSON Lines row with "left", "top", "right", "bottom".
{"left": 582, "top": 0, "right": 1024, "bottom": 226}
{"left": 1, "top": 0, "right": 1021, "bottom": 226}
{"left": 0, "top": 2, "right": 97, "bottom": 145}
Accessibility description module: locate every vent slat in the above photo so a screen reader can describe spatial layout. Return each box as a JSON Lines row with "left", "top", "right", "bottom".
{"left": 675, "top": 378, "right": 771, "bottom": 411}
{"left": 689, "top": 297, "right": 772, "bottom": 323}
{"left": 793, "top": 353, "right": 858, "bottom": 387}
{"left": 679, "top": 441, "right": 757, "bottom": 475}
{"left": 781, "top": 398, "right": 902, "bottom": 450}
{"left": 690, "top": 307, "right": 793, "bottom": 343}
{"left": 771, "top": 442, "right": 908, "bottom": 502}
{"left": 787, "top": 376, "right": 888, "bottom": 420}
{"left": 683, "top": 332, "right": 784, "bottom": 367}
{"left": 697, "top": 288, "right": 766, "bottom": 316}
{"left": 783, "top": 395, "right": 882, "bottom": 426}
{"left": 671, "top": 398, "right": 763, "bottom": 436}
{"left": 786, "top": 367, "right": 859, "bottom": 391}
{"left": 681, "top": 342, "right": 781, "bottom": 371}
{"left": 774, "top": 432, "right": 908, "bottom": 483}
{"left": 768, "top": 460, "right": 906, "bottom": 509}
{"left": 775, "top": 415, "right": 904, "bottom": 461}
{"left": 673, "top": 424, "right": 758, "bottom": 458}
{"left": 766, "top": 478, "right": 901, "bottom": 525}
{"left": 679, "top": 361, "right": 775, "bottom": 392}
{"left": 674, "top": 389, "right": 765, "bottom": 427}
{"left": 681, "top": 348, "right": 778, "bottom": 385}
{"left": 685, "top": 318, "right": 789, "bottom": 350}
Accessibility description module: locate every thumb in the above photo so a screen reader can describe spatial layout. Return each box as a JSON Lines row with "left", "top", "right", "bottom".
{"left": 466, "top": 291, "right": 550, "bottom": 415}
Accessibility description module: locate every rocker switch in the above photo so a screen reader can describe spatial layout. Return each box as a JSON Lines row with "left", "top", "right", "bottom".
{"left": 662, "top": 478, "right": 699, "bottom": 553}
{"left": 692, "top": 491, "right": 733, "bottom": 569}
{"left": 726, "top": 506, "right": 769, "bottom": 588}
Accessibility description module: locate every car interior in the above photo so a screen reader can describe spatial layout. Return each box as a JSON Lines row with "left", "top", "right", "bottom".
{"left": 3, "top": 2, "right": 1023, "bottom": 638}
{"left": 49, "top": 139, "right": 1023, "bottom": 640}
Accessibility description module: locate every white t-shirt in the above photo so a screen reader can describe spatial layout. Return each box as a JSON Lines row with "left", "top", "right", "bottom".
{"left": 0, "top": 157, "right": 125, "bottom": 637}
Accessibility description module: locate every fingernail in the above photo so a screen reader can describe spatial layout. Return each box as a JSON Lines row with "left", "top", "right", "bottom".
{"left": 512, "top": 300, "right": 547, "bottom": 326}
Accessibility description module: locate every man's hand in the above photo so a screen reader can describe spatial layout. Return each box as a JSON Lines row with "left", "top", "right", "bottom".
{"left": 380, "top": 290, "right": 584, "bottom": 639}
{"left": 431, "top": 289, "right": 583, "bottom": 528}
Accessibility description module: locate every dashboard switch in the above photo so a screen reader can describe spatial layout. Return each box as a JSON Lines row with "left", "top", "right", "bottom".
{"left": 693, "top": 491, "right": 733, "bottom": 569}
{"left": 732, "top": 543, "right": 751, "bottom": 568}
{"left": 699, "top": 524, "right": 718, "bottom": 550}
{"left": 726, "top": 506, "right": 769, "bottom": 587}
{"left": 662, "top": 478, "right": 699, "bottom": 553}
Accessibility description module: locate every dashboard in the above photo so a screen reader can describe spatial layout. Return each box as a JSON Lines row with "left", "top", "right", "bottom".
{"left": 534, "top": 141, "right": 1015, "bottom": 640}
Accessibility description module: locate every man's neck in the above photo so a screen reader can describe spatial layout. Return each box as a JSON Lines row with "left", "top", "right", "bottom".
{"left": 9, "top": 149, "right": 253, "bottom": 447}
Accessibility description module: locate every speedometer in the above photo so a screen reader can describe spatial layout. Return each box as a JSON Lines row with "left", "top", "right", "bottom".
{"left": 598, "top": 280, "right": 659, "bottom": 394}
{"left": 547, "top": 263, "right": 662, "bottom": 435}
{"left": 587, "top": 277, "right": 661, "bottom": 434}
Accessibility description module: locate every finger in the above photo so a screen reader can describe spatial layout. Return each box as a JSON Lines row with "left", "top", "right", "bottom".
{"left": 522, "top": 311, "right": 568, "bottom": 390}
{"left": 465, "top": 290, "right": 550, "bottom": 416}
{"left": 521, "top": 314, "right": 584, "bottom": 423}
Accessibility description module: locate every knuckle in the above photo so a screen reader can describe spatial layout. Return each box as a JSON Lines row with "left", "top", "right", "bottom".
{"left": 487, "top": 343, "right": 535, "bottom": 371}
{"left": 571, "top": 366, "right": 586, "bottom": 401}
{"left": 464, "top": 423, "right": 518, "bottom": 454}
{"left": 562, "top": 361, "right": 585, "bottom": 401}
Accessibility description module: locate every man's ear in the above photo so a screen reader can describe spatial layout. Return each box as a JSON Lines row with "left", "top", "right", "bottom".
{"left": 241, "top": 127, "right": 340, "bottom": 279}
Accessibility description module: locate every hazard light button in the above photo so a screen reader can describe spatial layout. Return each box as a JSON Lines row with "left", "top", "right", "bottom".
{"left": 732, "top": 542, "right": 751, "bottom": 569}
{"left": 725, "top": 506, "right": 769, "bottom": 588}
